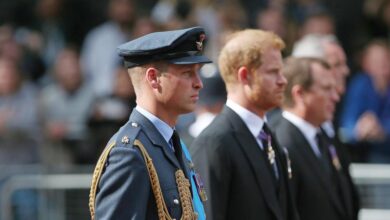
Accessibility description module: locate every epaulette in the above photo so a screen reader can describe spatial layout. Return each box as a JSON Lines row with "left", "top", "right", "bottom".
{"left": 114, "top": 121, "right": 142, "bottom": 148}
{"left": 89, "top": 121, "right": 141, "bottom": 220}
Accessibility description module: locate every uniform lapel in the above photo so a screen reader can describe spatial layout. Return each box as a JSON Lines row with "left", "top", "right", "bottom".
{"left": 284, "top": 120, "right": 345, "bottom": 216}
{"left": 223, "top": 107, "right": 284, "bottom": 220}
{"left": 130, "top": 110, "right": 182, "bottom": 169}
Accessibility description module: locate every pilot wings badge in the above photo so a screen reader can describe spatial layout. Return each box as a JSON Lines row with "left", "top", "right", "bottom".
{"left": 196, "top": 34, "right": 206, "bottom": 51}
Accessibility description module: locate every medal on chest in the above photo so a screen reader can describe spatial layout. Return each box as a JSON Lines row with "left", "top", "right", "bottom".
{"left": 266, "top": 136, "right": 275, "bottom": 165}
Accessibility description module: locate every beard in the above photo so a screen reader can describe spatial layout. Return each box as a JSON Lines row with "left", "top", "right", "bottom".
{"left": 249, "top": 84, "right": 283, "bottom": 111}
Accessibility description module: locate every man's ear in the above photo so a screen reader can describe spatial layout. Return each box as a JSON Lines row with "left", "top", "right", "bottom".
{"left": 145, "top": 67, "right": 159, "bottom": 89}
{"left": 291, "top": 84, "right": 305, "bottom": 105}
{"left": 237, "top": 66, "right": 250, "bottom": 85}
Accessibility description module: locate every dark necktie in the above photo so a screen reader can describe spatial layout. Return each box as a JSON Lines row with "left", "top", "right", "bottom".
{"left": 315, "top": 131, "right": 332, "bottom": 173}
{"left": 317, "top": 131, "right": 352, "bottom": 215}
{"left": 171, "top": 130, "right": 186, "bottom": 172}
{"left": 258, "top": 124, "right": 279, "bottom": 179}
{"left": 260, "top": 124, "right": 289, "bottom": 216}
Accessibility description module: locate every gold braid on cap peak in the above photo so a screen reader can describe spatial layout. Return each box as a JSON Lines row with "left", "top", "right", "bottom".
{"left": 89, "top": 139, "right": 197, "bottom": 220}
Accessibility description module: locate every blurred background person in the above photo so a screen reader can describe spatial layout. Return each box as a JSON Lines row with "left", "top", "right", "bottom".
{"left": 255, "top": 6, "right": 291, "bottom": 52}
{"left": 88, "top": 65, "right": 136, "bottom": 162}
{"left": 185, "top": 66, "right": 226, "bottom": 143}
{"left": 0, "top": 24, "right": 46, "bottom": 84}
{"left": 39, "top": 47, "right": 95, "bottom": 165}
{"left": 291, "top": 34, "right": 350, "bottom": 148}
{"left": 339, "top": 39, "right": 390, "bottom": 163}
{"left": 287, "top": 0, "right": 327, "bottom": 25}
{"left": 80, "top": 0, "right": 136, "bottom": 97}
{"left": 287, "top": 33, "right": 359, "bottom": 177}
{"left": 362, "top": 0, "right": 390, "bottom": 44}
{"left": 151, "top": 0, "right": 195, "bottom": 30}
{"left": 131, "top": 16, "right": 158, "bottom": 39}
{"left": 0, "top": 56, "right": 41, "bottom": 220}
{"left": 33, "top": 0, "right": 65, "bottom": 69}
{"left": 0, "top": 57, "right": 40, "bottom": 164}
{"left": 299, "top": 12, "right": 336, "bottom": 37}
{"left": 270, "top": 57, "right": 359, "bottom": 220}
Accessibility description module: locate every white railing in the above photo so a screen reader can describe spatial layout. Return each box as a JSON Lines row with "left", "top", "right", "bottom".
{"left": 351, "top": 164, "right": 390, "bottom": 220}
{"left": 0, "top": 164, "right": 390, "bottom": 219}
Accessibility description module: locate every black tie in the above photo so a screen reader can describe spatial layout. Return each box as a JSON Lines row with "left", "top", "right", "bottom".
{"left": 171, "top": 130, "right": 186, "bottom": 170}
{"left": 258, "top": 124, "right": 279, "bottom": 180}
{"left": 315, "top": 131, "right": 332, "bottom": 172}
{"left": 317, "top": 131, "right": 351, "bottom": 215}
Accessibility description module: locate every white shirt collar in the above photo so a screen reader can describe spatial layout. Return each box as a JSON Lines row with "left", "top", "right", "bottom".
{"left": 321, "top": 121, "right": 335, "bottom": 138}
{"left": 226, "top": 99, "right": 266, "bottom": 139}
{"left": 282, "top": 110, "right": 322, "bottom": 157}
{"left": 135, "top": 106, "right": 173, "bottom": 144}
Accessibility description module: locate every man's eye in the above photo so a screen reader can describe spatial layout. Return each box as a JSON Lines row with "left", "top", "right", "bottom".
{"left": 268, "top": 69, "right": 280, "bottom": 75}
{"left": 182, "top": 71, "right": 192, "bottom": 78}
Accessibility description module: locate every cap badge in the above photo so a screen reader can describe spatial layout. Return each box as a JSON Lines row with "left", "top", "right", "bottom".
{"left": 196, "top": 34, "right": 206, "bottom": 51}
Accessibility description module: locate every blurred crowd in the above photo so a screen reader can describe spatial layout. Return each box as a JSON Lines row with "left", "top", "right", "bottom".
{"left": 0, "top": 0, "right": 389, "bottom": 167}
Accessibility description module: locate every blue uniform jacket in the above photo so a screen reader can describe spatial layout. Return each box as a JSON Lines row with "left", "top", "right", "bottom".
{"left": 94, "top": 109, "right": 205, "bottom": 219}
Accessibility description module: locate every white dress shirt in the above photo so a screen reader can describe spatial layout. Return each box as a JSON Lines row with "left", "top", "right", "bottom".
{"left": 282, "top": 111, "right": 322, "bottom": 157}
{"left": 226, "top": 100, "right": 266, "bottom": 149}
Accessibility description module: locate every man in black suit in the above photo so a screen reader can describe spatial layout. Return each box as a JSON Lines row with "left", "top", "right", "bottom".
{"left": 190, "top": 29, "right": 299, "bottom": 220}
{"left": 269, "top": 57, "right": 359, "bottom": 220}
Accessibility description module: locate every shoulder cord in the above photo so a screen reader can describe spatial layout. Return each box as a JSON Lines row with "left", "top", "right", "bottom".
{"left": 89, "top": 141, "right": 116, "bottom": 220}
{"left": 89, "top": 139, "right": 196, "bottom": 220}
{"left": 133, "top": 139, "right": 172, "bottom": 219}
{"left": 175, "top": 168, "right": 197, "bottom": 220}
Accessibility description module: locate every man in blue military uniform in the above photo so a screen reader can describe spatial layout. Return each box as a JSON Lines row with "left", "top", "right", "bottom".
{"left": 89, "top": 27, "right": 211, "bottom": 220}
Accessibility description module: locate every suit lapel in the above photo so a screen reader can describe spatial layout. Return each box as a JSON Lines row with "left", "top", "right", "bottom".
{"left": 323, "top": 133, "right": 354, "bottom": 219}
{"left": 283, "top": 119, "right": 345, "bottom": 216}
{"left": 223, "top": 107, "right": 284, "bottom": 220}
{"left": 129, "top": 110, "right": 182, "bottom": 169}
{"left": 269, "top": 132, "right": 290, "bottom": 218}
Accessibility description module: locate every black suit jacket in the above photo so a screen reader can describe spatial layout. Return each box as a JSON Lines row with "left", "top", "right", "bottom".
{"left": 190, "top": 106, "right": 299, "bottom": 220}
{"left": 270, "top": 116, "right": 359, "bottom": 220}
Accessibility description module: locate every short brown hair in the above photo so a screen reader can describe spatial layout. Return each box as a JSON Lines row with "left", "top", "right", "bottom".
{"left": 282, "top": 57, "right": 330, "bottom": 107}
{"left": 218, "top": 29, "right": 285, "bottom": 90}
{"left": 127, "top": 61, "right": 168, "bottom": 95}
